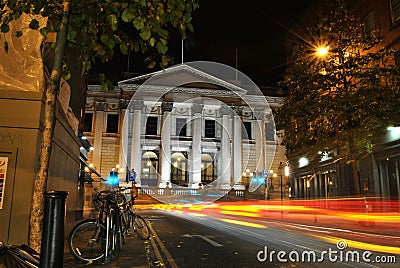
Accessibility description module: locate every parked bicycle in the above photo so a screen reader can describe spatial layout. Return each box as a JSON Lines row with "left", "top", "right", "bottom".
{"left": 68, "top": 186, "right": 149, "bottom": 263}
{"left": 117, "top": 186, "right": 150, "bottom": 240}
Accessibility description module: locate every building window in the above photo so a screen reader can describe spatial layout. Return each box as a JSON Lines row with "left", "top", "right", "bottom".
{"left": 176, "top": 118, "right": 187, "bottom": 137}
{"left": 83, "top": 113, "right": 93, "bottom": 132}
{"left": 363, "top": 11, "right": 375, "bottom": 33}
{"left": 242, "top": 121, "right": 252, "bottom": 140}
{"left": 391, "top": 0, "right": 400, "bottom": 24}
{"left": 146, "top": 117, "right": 158, "bottom": 135}
{"left": 106, "top": 114, "right": 119, "bottom": 133}
{"left": 204, "top": 120, "right": 215, "bottom": 138}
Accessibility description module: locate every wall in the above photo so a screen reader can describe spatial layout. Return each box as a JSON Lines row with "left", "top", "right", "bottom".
{"left": 0, "top": 90, "right": 82, "bottom": 244}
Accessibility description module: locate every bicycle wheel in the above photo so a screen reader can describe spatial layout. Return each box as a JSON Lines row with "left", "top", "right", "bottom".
{"left": 133, "top": 214, "right": 150, "bottom": 240}
{"left": 68, "top": 219, "right": 106, "bottom": 263}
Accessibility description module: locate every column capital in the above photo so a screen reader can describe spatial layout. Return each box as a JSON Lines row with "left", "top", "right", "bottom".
{"left": 231, "top": 106, "right": 243, "bottom": 116}
{"left": 161, "top": 102, "right": 174, "bottom": 113}
{"left": 254, "top": 111, "right": 264, "bottom": 120}
{"left": 119, "top": 99, "right": 129, "bottom": 110}
{"left": 130, "top": 100, "right": 144, "bottom": 112}
{"left": 95, "top": 102, "right": 107, "bottom": 111}
{"left": 220, "top": 106, "right": 232, "bottom": 116}
{"left": 192, "top": 104, "right": 204, "bottom": 114}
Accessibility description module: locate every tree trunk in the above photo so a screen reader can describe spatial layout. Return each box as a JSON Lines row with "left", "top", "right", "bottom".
{"left": 28, "top": 0, "right": 70, "bottom": 252}
{"left": 351, "top": 157, "right": 361, "bottom": 196}
{"left": 349, "top": 136, "right": 361, "bottom": 196}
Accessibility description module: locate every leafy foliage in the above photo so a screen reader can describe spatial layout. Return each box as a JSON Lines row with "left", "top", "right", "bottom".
{"left": 275, "top": 2, "right": 400, "bottom": 162}
{"left": 0, "top": 0, "right": 198, "bottom": 76}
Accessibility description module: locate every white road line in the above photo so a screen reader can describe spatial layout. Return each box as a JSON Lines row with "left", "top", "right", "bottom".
{"left": 182, "top": 234, "right": 224, "bottom": 247}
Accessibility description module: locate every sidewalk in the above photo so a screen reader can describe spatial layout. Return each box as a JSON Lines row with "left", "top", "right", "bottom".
{"left": 63, "top": 233, "right": 150, "bottom": 268}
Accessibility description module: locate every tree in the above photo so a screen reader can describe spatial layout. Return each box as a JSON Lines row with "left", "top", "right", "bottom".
{"left": 275, "top": 1, "right": 400, "bottom": 195}
{"left": 0, "top": 0, "right": 198, "bottom": 251}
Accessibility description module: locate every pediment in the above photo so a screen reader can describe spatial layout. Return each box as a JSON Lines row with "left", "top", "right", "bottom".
{"left": 118, "top": 63, "right": 247, "bottom": 95}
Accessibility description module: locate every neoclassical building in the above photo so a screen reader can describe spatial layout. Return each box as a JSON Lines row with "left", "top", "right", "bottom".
{"left": 84, "top": 63, "right": 287, "bottom": 199}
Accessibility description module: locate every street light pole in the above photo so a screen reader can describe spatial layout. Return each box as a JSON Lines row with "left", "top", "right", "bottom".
{"left": 279, "top": 162, "right": 283, "bottom": 200}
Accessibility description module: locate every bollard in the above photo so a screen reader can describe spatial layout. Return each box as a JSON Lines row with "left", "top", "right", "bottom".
{"left": 40, "top": 191, "right": 68, "bottom": 268}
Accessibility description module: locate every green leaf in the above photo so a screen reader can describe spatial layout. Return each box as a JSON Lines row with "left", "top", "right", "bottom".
{"left": 63, "top": 72, "right": 72, "bottom": 81}
{"left": 29, "top": 19, "right": 40, "bottom": 30}
{"left": 39, "top": 27, "right": 48, "bottom": 37}
{"left": 156, "top": 41, "right": 168, "bottom": 54}
{"left": 67, "top": 30, "right": 76, "bottom": 41}
{"left": 15, "top": 30, "right": 22, "bottom": 38}
{"left": 140, "top": 29, "right": 151, "bottom": 41}
{"left": 120, "top": 43, "right": 128, "bottom": 55}
{"left": 0, "top": 24, "right": 9, "bottom": 33}
{"left": 106, "top": 39, "right": 115, "bottom": 50}
{"left": 161, "top": 55, "right": 169, "bottom": 67}
{"left": 83, "top": 61, "right": 91, "bottom": 71}
{"left": 110, "top": 15, "right": 118, "bottom": 31}
{"left": 133, "top": 17, "right": 145, "bottom": 30}
{"left": 147, "top": 60, "right": 156, "bottom": 68}
{"left": 122, "top": 8, "right": 135, "bottom": 23}
{"left": 149, "top": 37, "right": 155, "bottom": 47}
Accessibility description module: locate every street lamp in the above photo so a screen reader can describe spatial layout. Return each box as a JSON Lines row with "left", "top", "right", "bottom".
{"left": 278, "top": 162, "right": 284, "bottom": 200}
{"left": 316, "top": 45, "right": 329, "bottom": 57}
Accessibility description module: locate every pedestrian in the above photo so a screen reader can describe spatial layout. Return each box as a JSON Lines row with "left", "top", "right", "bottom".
{"left": 129, "top": 168, "right": 137, "bottom": 185}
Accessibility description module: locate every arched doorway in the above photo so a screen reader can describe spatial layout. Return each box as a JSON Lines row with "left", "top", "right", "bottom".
{"left": 171, "top": 152, "right": 188, "bottom": 186}
{"left": 141, "top": 151, "right": 158, "bottom": 186}
{"left": 201, "top": 154, "right": 215, "bottom": 184}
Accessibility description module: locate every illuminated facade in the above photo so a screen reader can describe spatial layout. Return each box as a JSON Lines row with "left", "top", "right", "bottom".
{"left": 83, "top": 64, "right": 288, "bottom": 198}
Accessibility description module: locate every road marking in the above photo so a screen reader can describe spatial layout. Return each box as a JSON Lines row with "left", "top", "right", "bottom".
{"left": 182, "top": 234, "right": 223, "bottom": 247}
{"left": 148, "top": 220, "right": 179, "bottom": 268}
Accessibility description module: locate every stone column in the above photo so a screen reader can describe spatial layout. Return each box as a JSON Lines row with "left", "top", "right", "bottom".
{"left": 160, "top": 102, "right": 173, "bottom": 187}
{"left": 190, "top": 104, "right": 203, "bottom": 188}
{"left": 119, "top": 108, "right": 128, "bottom": 183}
{"left": 232, "top": 107, "right": 245, "bottom": 189}
{"left": 92, "top": 102, "right": 106, "bottom": 174}
{"left": 254, "top": 111, "right": 265, "bottom": 174}
{"left": 130, "top": 100, "right": 143, "bottom": 185}
{"left": 219, "top": 106, "right": 231, "bottom": 189}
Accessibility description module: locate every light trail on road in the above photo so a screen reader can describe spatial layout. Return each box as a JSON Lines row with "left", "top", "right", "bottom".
{"left": 138, "top": 198, "right": 400, "bottom": 263}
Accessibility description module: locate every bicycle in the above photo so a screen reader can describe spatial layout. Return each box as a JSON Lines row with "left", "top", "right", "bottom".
{"left": 68, "top": 189, "right": 123, "bottom": 263}
{"left": 117, "top": 186, "right": 150, "bottom": 240}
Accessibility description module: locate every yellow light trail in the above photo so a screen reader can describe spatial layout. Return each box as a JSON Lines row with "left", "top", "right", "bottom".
{"left": 313, "top": 235, "right": 400, "bottom": 255}
{"left": 219, "top": 210, "right": 260, "bottom": 218}
{"left": 220, "top": 218, "right": 267, "bottom": 229}
{"left": 219, "top": 205, "right": 260, "bottom": 212}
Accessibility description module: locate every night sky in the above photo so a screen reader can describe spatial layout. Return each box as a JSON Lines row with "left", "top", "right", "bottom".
{"left": 97, "top": 0, "right": 314, "bottom": 87}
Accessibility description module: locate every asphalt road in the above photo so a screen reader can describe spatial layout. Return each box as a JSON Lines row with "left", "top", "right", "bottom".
{"left": 144, "top": 210, "right": 399, "bottom": 268}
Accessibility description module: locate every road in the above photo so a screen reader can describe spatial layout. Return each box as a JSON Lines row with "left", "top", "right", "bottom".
{"left": 141, "top": 204, "right": 400, "bottom": 268}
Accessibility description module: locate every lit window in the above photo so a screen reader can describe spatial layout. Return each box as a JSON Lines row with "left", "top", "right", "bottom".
{"left": 299, "top": 157, "right": 309, "bottom": 168}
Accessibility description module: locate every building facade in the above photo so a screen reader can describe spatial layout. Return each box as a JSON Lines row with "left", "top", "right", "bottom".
{"left": 287, "top": 0, "right": 400, "bottom": 200}
{"left": 84, "top": 63, "right": 288, "bottom": 201}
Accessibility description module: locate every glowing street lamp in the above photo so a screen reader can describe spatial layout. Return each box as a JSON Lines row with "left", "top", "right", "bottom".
{"left": 316, "top": 46, "right": 329, "bottom": 57}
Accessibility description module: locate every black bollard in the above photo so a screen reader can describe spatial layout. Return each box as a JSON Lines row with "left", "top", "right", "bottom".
{"left": 40, "top": 191, "right": 68, "bottom": 268}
